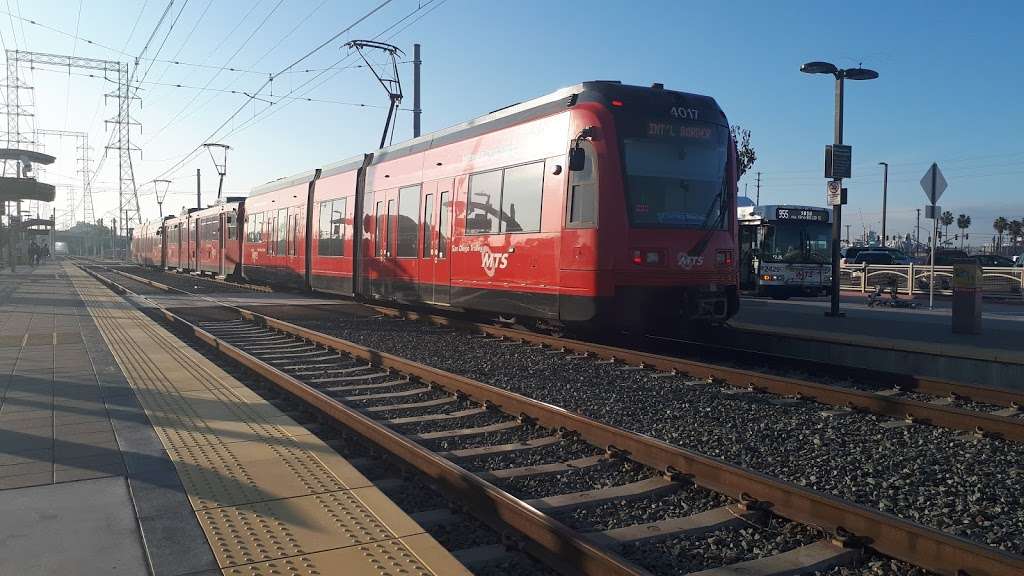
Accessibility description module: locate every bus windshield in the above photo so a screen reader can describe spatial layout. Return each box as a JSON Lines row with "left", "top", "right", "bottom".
{"left": 760, "top": 221, "right": 831, "bottom": 263}
{"left": 622, "top": 123, "right": 729, "bottom": 229}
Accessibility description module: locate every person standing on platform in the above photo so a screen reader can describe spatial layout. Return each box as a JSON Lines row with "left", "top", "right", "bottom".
{"left": 29, "top": 239, "right": 39, "bottom": 266}
{"left": 42, "top": 241, "right": 50, "bottom": 262}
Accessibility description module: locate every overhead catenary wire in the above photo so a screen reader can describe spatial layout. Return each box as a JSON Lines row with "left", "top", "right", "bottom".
{"left": 140, "top": 0, "right": 284, "bottom": 147}
{"left": 208, "top": 0, "right": 445, "bottom": 153}
{"left": 0, "top": 7, "right": 284, "bottom": 75}
{"left": 151, "top": 0, "right": 397, "bottom": 182}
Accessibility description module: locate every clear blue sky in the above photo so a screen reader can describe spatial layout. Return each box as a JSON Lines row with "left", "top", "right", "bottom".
{"left": 9, "top": 0, "right": 1023, "bottom": 245}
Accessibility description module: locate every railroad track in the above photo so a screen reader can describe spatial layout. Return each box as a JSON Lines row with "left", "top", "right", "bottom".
{"left": 79, "top": 261, "right": 1024, "bottom": 576}
{"left": 365, "top": 306, "right": 1024, "bottom": 443}
{"left": 91, "top": 261, "right": 1024, "bottom": 444}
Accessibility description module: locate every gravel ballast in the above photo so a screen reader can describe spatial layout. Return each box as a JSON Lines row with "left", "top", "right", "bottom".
{"left": 620, "top": 518, "right": 822, "bottom": 574}
{"left": 292, "top": 313, "right": 1024, "bottom": 555}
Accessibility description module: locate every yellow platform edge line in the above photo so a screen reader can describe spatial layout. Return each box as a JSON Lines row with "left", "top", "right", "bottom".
{"left": 65, "top": 263, "right": 470, "bottom": 576}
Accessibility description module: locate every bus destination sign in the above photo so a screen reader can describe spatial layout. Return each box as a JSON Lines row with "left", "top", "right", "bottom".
{"left": 776, "top": 207, "right": 829, "bottom": 222}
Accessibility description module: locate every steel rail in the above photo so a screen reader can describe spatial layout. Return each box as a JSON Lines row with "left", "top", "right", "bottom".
{"left": 81, "top": 263, "right": 1024, "bottom": 575}
{"left": 370, "top": 307, "right": 1024, "bottom": 443}
{"left": 104, "top": 261, "right": 1023, "bottom": 411}
{"left": 245, "top": 309, "right": 1024, "bottom": 576}
{"left": 654, "top": 331, "right": 1024, "bottom": 409}
{"left": 77, "top": 265, "right": 648, "bottom": 576}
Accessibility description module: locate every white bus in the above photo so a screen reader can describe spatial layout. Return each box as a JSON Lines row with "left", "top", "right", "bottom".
{"left": 738, "top": 201, "right": 832, "bottom": 300}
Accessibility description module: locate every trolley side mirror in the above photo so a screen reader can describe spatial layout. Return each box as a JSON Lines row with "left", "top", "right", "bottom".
{"left": 568, "top": 147, "right": 585, "bottom": 172}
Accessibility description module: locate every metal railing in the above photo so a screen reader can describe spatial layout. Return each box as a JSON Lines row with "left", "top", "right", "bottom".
{"left": 840, "top": 264, "right": 1024, "bottom": 298}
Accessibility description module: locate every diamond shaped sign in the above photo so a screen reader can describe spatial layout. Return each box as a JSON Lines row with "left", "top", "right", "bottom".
{"left": 920, "top": 163, "right": 947, "bottom": 205}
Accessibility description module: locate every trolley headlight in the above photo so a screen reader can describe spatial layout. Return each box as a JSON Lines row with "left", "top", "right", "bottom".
{"left": 631, "top": 248, "right": 665, "bottom": 266}
{"left": 716, "top": 250, "right": 734, "bottom": 266}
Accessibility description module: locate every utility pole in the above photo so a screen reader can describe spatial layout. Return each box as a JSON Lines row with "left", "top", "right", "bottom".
{"left": 413, "top": 43, "right": 421, "bottom": 138}
{"left": 755, "top": 171, "right": 761, "bottom": 206}
{"left": 844, "top": 224, "right": 851, "bottom": 245}
{"left": 915, "top": 208, "right": 921, "bottom": 257}
{"left": 879, "top": 161, "right": 889, "bottom": 243}
{"left": 196, "top": 168, "right": 201, "bottom": 209}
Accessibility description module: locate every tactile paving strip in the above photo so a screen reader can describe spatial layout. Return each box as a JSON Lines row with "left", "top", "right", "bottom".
{"left": 199, "top": 488, "right": 421, "bottom": 568}
{"left": 169, "top": 438, "right": 366, "bottom": 509}
{"left": 67, "top": 265, "right": 470, "bottom": 576}
{"left": 229, "top": 535, "right": 452, "bottom": 576}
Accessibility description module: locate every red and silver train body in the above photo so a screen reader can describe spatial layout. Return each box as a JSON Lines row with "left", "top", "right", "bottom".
{"left": 132, "top": 198, "right": 244, "bottom": 277}
{"left": 134, "top": 81, "right": 739, "bottom": 331}
{"left": 131, "top": 219, "right": 164, "bottom": 267}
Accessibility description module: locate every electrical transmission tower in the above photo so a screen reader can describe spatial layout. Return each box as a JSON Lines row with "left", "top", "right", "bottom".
{"left": 6, "top": 50, "right": 140, "bottom": 228}
{"left": 35, "top": 129, "right": 94, "bottom": 226}
{"left": 345, "top": 40, "right": 404, "bottom": 149}
{"left": 1, "top": 71, "right": 37, "bottom": 171}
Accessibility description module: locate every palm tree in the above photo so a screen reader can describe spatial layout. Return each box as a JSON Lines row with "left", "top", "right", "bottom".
{"left": 994, "top": 217, "right": 1009, "bottom": 251}
{"left": 956, "top": 214, "right": 971, "bottom": 250}
{"left": 1011, "top": 219, "right": 1024, "bottom": 250}
{"left": 941, "top": 211, "right": 954, "bottom": 245}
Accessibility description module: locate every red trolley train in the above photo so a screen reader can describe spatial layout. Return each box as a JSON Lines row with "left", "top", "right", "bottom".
{"left": 134, "top": 81, "right": 739, "bottom": 332}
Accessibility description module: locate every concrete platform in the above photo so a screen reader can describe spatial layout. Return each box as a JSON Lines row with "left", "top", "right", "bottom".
{"left": 0, "top": 261, "right": 469, "bottom": 576}
{"left": 721, "top": 295, "right": 1024, "bottom": 389}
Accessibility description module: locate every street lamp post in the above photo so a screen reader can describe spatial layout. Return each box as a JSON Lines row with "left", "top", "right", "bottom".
{"left": 800, "top": 61, "right": 879, "bottom": 318}
{"left": 879, "top": 161, "right": 889, "bottom": 245}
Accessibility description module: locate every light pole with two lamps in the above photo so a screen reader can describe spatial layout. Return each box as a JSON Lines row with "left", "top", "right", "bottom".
{"left": 800, "top": 61, "right": 879, "bottom": 318}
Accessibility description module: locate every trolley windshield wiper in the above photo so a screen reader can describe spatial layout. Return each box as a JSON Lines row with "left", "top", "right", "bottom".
{"left": 687, "top": 185, "right": 727, "bottom": 257}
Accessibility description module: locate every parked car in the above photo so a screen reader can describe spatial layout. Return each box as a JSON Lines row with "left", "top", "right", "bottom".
{"left": 928, "top": 249, "right": 970, "bottom": 266}
{"left": 852, "top": 251, "right": 898, "bottom": 265}
{"left": 848, "top": 251, "right": 912, "bottom": 290}
{"left": 973, "top": 254, "right": 1016, "bottom": 267}
{"left": 845, "top": 247, "right": 912, "bottom": 265}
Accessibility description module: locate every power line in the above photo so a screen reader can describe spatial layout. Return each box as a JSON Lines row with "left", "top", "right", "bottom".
{"left": 120, "top": 0, "right": 150, "bottom": 53}
{"left": 140, "top": 0, "right": 281, "bottom": 147}
{"left": 213, "top": 0, "right": 444, "bottom": 150}
{"left": 152, "top": 0, "right": 397, "bottom": 181}
{"left": 0, "top": 7, "right": 283, "bottom": 75}
{"left": 134, "top": 77, "right": 396, "bottom": 107}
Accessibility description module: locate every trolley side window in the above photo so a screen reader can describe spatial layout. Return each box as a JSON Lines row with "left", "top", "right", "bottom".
{"left": 386, "top": 199, "right": 396, "bottom": 256}
{"left": 466, "top": 163, "right": 545, "bottom": 234}
{"left": 397, "top": 185, "right": 421, "bottom": 258}
{"left": 466, "top": 170, "right": 502, "bottom": 234}
{"left": 567, "top": 140, "right": 597, "bottom": 227}
{"left": 438, "top": 191, "right": 451, "bottom": 258}
{"left": 375, "top": 201, "right": 384, "bottom": 257}
{"left": 288, "top": 212, "right": 299, "bottom": 256}
{"left": 317, "top": 198, "right": 347, "bottom": 257}
{"left": 422, "top": 193, "right": 434, "bottom": 258}
{"left": 276, "top": 208, "right": 287, "bottom": 255}
{"left": 500, "top": 162, "right": 544, "bottom": 233}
